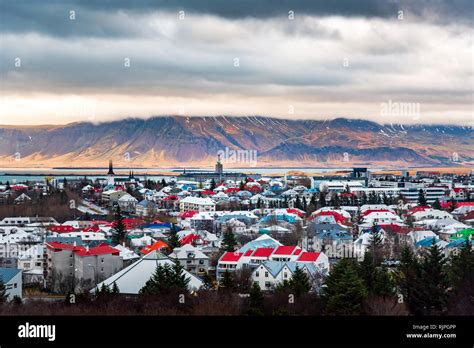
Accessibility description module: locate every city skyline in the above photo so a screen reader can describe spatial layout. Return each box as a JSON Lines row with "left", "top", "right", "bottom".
{"left": 0, "top": 0, "right": 472, "bottom": 126}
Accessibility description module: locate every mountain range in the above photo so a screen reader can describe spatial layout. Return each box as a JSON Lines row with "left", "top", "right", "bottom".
{"left": 0, "top": 116, "right": 472, "bottom": 169}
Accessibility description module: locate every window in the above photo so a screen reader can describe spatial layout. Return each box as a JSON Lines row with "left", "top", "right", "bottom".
{"left": 101, "top": 268, "right": 104, "bottom": 272}
{"left": 101, "top": 258, "right": 104, "bottom": 263}
{"left": 14, "top": 283, "right": 17, "bottom": 288}
{"left": 35, "top": 262, "right": 41, "bottom": 267}
{"left": 265, "top": 272, "right": 268, "bottom": 278}
{"left": 256, "top": 271, "right": 259, "bottom": 277}
{"left": 284, "top": 272, "right": 288, "bottom": 278}
{"left": 265, "top": 282, "right": 271, "bottom": 288}
{"left": 199, "top": 260, "right": 204, "bottom": 265}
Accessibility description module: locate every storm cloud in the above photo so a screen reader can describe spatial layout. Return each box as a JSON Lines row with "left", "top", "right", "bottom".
{"left": 0, "top": 0, "right": 472, "bottom": 125}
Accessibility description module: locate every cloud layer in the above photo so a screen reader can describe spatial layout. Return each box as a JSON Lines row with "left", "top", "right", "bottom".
{"left": 0, "top": 0, "right": 473, "bottom": 125}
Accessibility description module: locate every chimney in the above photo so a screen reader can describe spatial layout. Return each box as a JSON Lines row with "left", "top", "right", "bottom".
{"left": 86, "top": 245, "right": 90, "bottom": 253}
{"left": 73, "top": 241, "right": 76, "bottom": 247}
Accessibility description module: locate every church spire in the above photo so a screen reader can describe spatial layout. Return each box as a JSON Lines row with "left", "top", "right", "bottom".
{"left": 108, "top": 160, "right": 115, "bottom": 175}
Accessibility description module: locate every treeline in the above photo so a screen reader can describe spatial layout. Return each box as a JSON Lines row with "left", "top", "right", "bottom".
{"left": 1, "top": 240, "right": 472, "bottom": 316}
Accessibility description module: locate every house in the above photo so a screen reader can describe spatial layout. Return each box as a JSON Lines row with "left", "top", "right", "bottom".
{"left": 94, "top": 250, "right": 203, "bottom": 294}
{"left": 17, "top": 245, "right": 45, "bottom": 285}
{"left": 117, "top": 194, "right": 138, "bottom": 213}
{"left": 0, "top": 268, "right": 22, "bottom": 300}
{"left": 135, "top": 200, "right": 158, "bottom": 217}
{"left": 101, "top": 189, "right": 128, "bottom": 206}
{"left": 303, "top": 222, "right": 352, "bottom": 253}
{"left": 14, "top": 193, "right": 31, "bottom": 204}
{"left": 169, "top": 244, "right": 210, "bottom": 276}
{"left": 179, "top": 196, "right": 216, "bottom": 212}
{"left": 45, "top": 242, "right": 123, "bottom": 292}
{"left": 251, "top": 261, "right": 319, "bottom": 291}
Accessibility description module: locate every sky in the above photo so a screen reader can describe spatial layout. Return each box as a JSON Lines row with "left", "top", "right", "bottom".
{"left": 0, "top": 0, "right": 473, "bottom": 126}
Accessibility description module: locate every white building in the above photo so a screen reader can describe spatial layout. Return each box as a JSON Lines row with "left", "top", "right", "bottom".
{"left": 179, "top": 196, "right": 216, "bottom": 213}
{"left": 0, "top": 268, "right": 22, "bottom": 300}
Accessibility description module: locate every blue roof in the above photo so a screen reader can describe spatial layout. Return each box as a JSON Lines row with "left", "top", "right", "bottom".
{"left": 239, "top": 237, "right": 281, "bottom": 253}
{"left": 45, "top": 236, "right": 84, "bottom": 245}
{"left": 446, "top": 239, "right": 472, "bottom": 248}
{"left": 141, "top": 223, "right": 172, "bottom": 229}
{"left": 260, "top": 214, "right": 297, "bottom": 224}
{"left": 262, "top": 261, "right": 317, "bottom": 278}
{"left": 0, "top": 268, "right": 21, "bottom": 283}
{"left": 416, "top": 237, "right": 438, "bottom": 247}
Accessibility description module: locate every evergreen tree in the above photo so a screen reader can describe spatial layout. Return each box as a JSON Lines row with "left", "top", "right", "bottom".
{"left": 294, "top": 196, "right": 302, "bottom": 210}
{"left": 318, "top": 192, "right": 327, "bottom": 208}
{"left": 334, "top": 194, "right": 341, "bottom": 208}
{"left": 417, "top": 189, "right": 427, "bottom": 206}
{"left": 111, "top": 282, "right": 120, "bottom": 294}
{"left": 222, "top": 227, "right": 237, "bottom": 252}
{"left": 139, "top": 262, "right": 190, "bottom": 295}
{"left": 247, "top": 282, "right": 264, "bottom": 316}
{"left": 418, "top": 243, "right": 449, "bottom": 314}
{"left": 161, "top": 178, "right": 167, "bottom": 187}
{"left": 373, "top": 266, "right": 395, "bottom": 298}
{"left": 302, "top": 197, "right": 308, "bottom": 212}
{"left": 0, "top": 277, "right": 8, "bottom": 303}
{"left": 210, "top": 179, "right": 216, "bottom": 191}
{"left": 323, "top": 258, "right": 367, "bottom": 315}
{"left": 111, "top": 205, "right": 126, "bottom": 245}
{"left": 395, "top": 246, "right": 424, "bottom": 315}
{"left": 449, "top": 240, "right": 474, "bottom": 290}
{"left": 358, "top": 251, "right": 376, "bottom": 290}
{"left": 202, "top": 272, "right": 215, "bottom": 290}
{"left": 289, "top": 266, "right": 311, "bottom": 296}
{"left": 432, "top": 198, "right": 442, "bottom": 210}
{"left": 448, "top": 199, "right": 457, "bottom": 212}
{"left": 167, "top": 223, "right": 181, "bottom": 251}
{"left": 220, "top": 270, "right": 235, "bottom": 290}
{"left": 239, "top": 181, "right": 245, "bottom": 190}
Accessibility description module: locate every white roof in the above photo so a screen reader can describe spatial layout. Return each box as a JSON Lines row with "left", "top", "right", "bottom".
{"left": 180, "top": 196, "right": 215, "bottom": 205}
{"left": 113, "top": 244, "right": 140, "bottom": 260}
{"left": 118, "top": 194, "right": 138, "bottom": 202}
{"left": 170, "top": 244, "right": 208, "bottom": 260}
{"left": 94, "top": 251, "right": 203, "bottom": 294}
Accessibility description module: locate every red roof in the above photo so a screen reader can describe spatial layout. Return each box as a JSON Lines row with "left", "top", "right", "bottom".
{"left": 314, "top": 211, "right": 347, "bottom": 223}
{"left": 180, "top": 233, "right": 200, "bottom": 245}
{"left": 244, "top": 249, "right": 253, "bottom": 256}
{"left": 46, "top": 241, "right": 83, "bottom": 251}
{"left": 378, "top": 224, "right": 410, "bottom": 234}
{"left": 246, "top": 185, "right": 261, "bottom": 192}
{"left": 163, "top": 195, "right": 178, "bottom": 201}
{"left": 407, "top": 206, "right": 431, "bottom": 214}
{"left": 220, "top": 252, "right": 243, "bottom": 262}
{"left": 225, "top": 187, "right": 240, "bottom": 193}
{"left": 251, "top": 247, "right": 275, "bottom": 258}
{"left": 298, "top": 251, "right": 321, "bottom": 262}
{"left": 141, "top": 240, "right": 169, "bottom": 254}
{"left": 362, "top": 209, "right": 392, "bottom": 216}
{"left": 83, "top": 226, "right": 100, "bottom": 232}
{"left": 286, "top": 208, "right": 306, "bottom": 217}
{"left": 178, "top": 211, "right": 198, "bottom": 218}
{"left": 75, "top": 245, "right": 120, "bottom": 257}
{"left": 294, "top": 248, "right": 302, "bottom": 256}
{"left": 92, "top": 220, "right": 109, "bottom": 225}
{"left": 273, "top": 245, "right": 299, "bottom": 255}
{"left": 202, "top": 189, "right": 216, "bottom": 195}
{"left": 453, "top": 187, "right": 468, "bottom": 193}
{"left": 441, "top": 201, "right": 474, "bottom": 209}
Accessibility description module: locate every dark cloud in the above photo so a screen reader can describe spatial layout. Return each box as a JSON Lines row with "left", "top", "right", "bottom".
{"left": 0, "top": 0, "right": 471, "bottom": 38}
